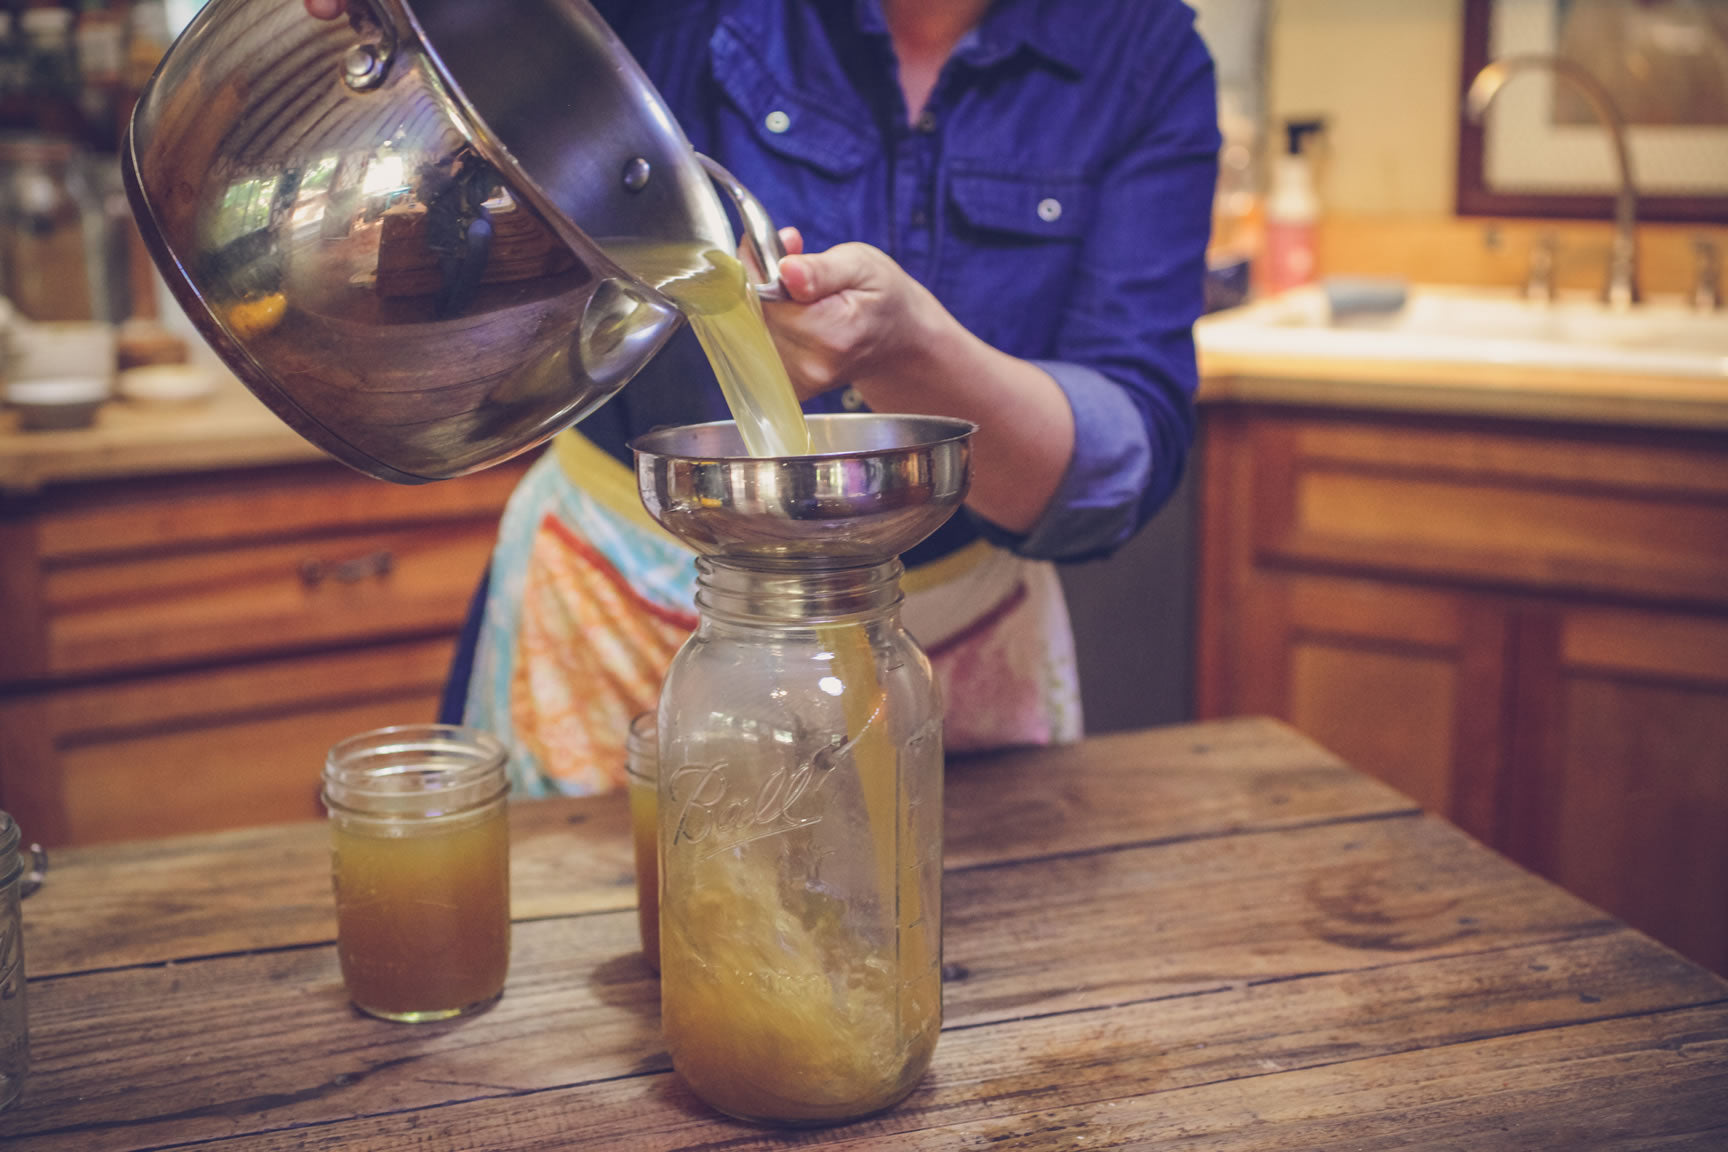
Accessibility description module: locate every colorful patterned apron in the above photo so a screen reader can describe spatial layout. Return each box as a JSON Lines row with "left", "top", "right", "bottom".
{"left": 464, "top": 430, "right": 1082, "bottom": 796}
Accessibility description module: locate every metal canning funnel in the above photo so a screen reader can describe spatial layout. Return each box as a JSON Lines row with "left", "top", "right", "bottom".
{"left": 632, "top": 414, "right": 977, "bottom": 567}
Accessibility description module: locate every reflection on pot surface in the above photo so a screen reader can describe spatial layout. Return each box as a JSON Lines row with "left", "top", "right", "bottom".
{"left": 124, "top": 0, "right": 752, "bottom": 483}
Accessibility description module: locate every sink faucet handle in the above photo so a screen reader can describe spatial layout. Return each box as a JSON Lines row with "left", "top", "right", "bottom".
{"left": 1692, "top": 236, "right": 1722, "bottom": 312}
{"left": 1468, "top": 55, "right": 1639, "bottom": 311}
{"left": 1525, "top": 232, "right": 1559, "bottom": 304}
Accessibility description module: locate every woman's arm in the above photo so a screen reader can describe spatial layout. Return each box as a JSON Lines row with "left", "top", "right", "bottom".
{"left": 768, "top": 233, "right": 1073, "bottom": 537}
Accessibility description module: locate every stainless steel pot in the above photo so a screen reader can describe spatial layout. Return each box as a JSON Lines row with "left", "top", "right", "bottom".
{"left": 124, "top": 0, "right": 783, "bottom": 483}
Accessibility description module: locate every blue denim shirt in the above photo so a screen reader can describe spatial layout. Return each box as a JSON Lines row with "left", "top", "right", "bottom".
{"left": 581, "top": 0, "right": 1219, "bottom": 565}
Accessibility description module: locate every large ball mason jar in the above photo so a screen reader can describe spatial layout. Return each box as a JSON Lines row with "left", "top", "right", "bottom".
{"left": 657, "top": 555, "right": 944, "bottom": 1126}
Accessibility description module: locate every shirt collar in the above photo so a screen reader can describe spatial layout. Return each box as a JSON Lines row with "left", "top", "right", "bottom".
{"left": 848, "top": 0, "right": 1088, "bottom": 75}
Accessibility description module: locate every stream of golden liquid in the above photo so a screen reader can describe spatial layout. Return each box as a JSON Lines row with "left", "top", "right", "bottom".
{"left": 604, "top": 244, "right": 811, "bottom": 457}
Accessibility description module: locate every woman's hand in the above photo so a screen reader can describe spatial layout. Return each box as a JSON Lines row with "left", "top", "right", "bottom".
{"left": 765, "top": 228, "right": 948, "bottom": 402}
{"left": 765, "top": 228, "right": 1076, "bottom": 537}
{"left": 305, "top": 0, "right": 345, "bottom": 17}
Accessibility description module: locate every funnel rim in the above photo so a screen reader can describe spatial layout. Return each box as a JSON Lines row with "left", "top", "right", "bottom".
{"left": 629, "top": 412, "right": 978, "bottom": 463}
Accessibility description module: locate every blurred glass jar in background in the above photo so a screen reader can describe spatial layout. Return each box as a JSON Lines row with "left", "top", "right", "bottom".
{"left": 0, "top": 134, "right": 120, "bottom": 324}
{"left": 1, "top": 811, "right": 45, "bottom": 1113}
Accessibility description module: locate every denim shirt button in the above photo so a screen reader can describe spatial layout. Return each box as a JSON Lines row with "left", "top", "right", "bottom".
{"left": 1037, "top": 197, "right": 1063, "bottom": 223}
{"left": 840, "top": 386, "right": 867, "bottom": 410}
{"left": 764, "top": 110, "right": 791, "bottom": 134}
{"left": 916, "top": 110, "right": 938, "bottom": 134}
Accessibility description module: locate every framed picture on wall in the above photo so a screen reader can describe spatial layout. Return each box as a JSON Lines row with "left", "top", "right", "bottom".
{"left": 1457, "top": 0, "right": 1728, "bottom": 222}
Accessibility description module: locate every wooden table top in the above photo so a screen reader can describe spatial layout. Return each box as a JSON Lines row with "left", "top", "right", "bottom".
{"left": 5, "top": 718, "right": 1726, "bottom": 1149}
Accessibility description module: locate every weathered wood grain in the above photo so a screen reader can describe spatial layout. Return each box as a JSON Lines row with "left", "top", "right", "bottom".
{"left": 24, "top": 717, "right": 1409, "bottom": 977}
{"left": 5, "top": 720, "right": 1722, "bottom": 1152}
{"left": 0, "top": 813, "right": 1649, "bottom": 1150}
{"left": 21, "top": 797, "right": 640, "bottom": 978}
{"left": 38, "top": 934, "right": 1721, "bottom": 1152}
{"left": 942, "top": 717, "right": 1415, "bottom": 868}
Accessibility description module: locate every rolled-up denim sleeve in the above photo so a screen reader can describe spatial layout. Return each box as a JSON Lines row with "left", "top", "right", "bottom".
{"left": 969, "top": 359, "right": 1153, "bottom": 558}
{"left": 976, "top": 14, "right": 1218, "bottom": 563}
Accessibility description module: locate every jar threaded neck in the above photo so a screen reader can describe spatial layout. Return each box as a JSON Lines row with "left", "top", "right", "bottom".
{"left": 694, "top": 557, "right": 903, "bottom": 624}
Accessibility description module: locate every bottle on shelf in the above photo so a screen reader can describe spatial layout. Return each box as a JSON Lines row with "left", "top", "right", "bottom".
{"left": 108, "top": 0, "right": 169, "bottom": 151}
{"left": 123, "top": 0, "right": 168, "bottom": 94}
{"left": 0, "top": 8, "right": 32, "bottom": 134}
{"left": 74, "top": 0, "right": 125, "bottom": 152}
{"left": 18, "top": 3, "right": 87, "bottom": 143}
{"left": 1204, "top": 87, "right": 1261, "bottom": 314}
{"left": 1263, "top": 117, "right": 1325, "bottom": 296}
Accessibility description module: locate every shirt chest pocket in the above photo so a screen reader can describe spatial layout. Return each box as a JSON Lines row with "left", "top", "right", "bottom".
{"left": 941, "top": 170, "right": 1095, "bottom": 353}
{"left": 708, "top": 32, "right": 874, "bottom": 244}
{"left": 947, "top": 171, "right": 1094, "bottom": 242}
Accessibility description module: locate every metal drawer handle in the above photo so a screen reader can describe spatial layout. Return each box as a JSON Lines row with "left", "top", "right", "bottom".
{"left": 299, "top": 549, "right": 395, "bottom": 588}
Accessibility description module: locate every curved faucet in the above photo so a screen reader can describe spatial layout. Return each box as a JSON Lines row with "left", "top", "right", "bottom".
{"left": 1466, "top": 54, "right": 1640, "bottom": 310}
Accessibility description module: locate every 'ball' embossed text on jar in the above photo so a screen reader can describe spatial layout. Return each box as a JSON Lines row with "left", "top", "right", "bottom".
{"left": 323, "top": 725, "right": 511, "bottom": 1023}
{"left": 659, "top": 557, "right": 944, "bottom": 1126}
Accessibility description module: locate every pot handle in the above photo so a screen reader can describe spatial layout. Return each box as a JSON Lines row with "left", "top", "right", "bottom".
{"left": 696, "top": 154, "right": 787, "bottom": 302}
{"left": 340, "top": 0, "right": 399, "bottom": 92}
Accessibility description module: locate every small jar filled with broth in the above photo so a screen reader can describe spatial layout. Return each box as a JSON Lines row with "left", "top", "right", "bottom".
{"left": 323, "top": 725, "right": 510, "bottom": 1022}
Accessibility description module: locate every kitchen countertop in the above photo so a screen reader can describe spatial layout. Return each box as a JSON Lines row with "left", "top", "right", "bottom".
{"left": 8, "top": 291, "right": 1726, "bottom": 498}
{"left": 0, "top": 375, "right": 325, "bottom": 495}
{"left": 1197, "top": 288, "right": 1728, "bottom": 432}
{"left": 1198, "top": 345, "right": 1728, "bottom": 431}
{"left": 6, "top": 717, "right": 1725, "bottom": 1150}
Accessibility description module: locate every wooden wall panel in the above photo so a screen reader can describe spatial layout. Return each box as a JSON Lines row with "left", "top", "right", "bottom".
{"left": 1196, "top": 403, "right": 1728, "bottom": 975}
{"left": 1289, "top": 642, "right": 1456, "bottom": 815}
{"left": 42, "top": 523, "right": 494, "bottom": 676}
{"left": 1554, "top": 677, "right": 1728, "bottom": 975}
{"left": 10, "top": 638, "right": 454, "bottom": 846}
{"left": 2, "top": 458, "right": 522, "bottom": 844}
{"left": 60, "top": 696, "right": 439, "bottom": 845}
{"left": 32, "top": 462, "right": 523, "bottom": 559}
{"left": 1288, "top": 471, "right": 1728, "bottom": 593}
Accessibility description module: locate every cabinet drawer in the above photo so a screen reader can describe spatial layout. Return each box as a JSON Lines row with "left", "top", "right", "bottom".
{"left": 40, "top": 521, "right": 493, "bottom": 676}
{"left": 2, "top": 459, "right": 524, "bottom": 684}
{"left": 32, "top": 461, "right": 524, "bottom": 560}
{"left": 1249, "top": 416, "right": 1728, "bottom": 605}
{"left": 0, "top": 638, "right": 454, "bottom": 845}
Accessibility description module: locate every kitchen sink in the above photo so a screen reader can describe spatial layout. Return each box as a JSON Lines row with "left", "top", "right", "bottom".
{"left": 1197, "top": 285, "right": 1728, "bottom": 380}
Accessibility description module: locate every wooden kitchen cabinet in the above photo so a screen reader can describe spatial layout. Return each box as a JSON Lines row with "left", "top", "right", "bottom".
{"left": 1196, "top": 404, "right": 1728, "bottom": 974}
{"left": 0, "top": 459, "right": 525, "bottom": 846}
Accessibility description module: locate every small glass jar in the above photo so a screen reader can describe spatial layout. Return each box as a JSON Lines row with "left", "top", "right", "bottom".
{"left": 323, "top": 725, "right": 511, "bottom": 1023}
{"left": 625, "top": 711, "right": 660, "bottom": 973}
{"left": 0, "top": 812, "right": 30, "bottom": 1112}
{"left": 659, "top": 558, "right": 944, "bottom": 1126}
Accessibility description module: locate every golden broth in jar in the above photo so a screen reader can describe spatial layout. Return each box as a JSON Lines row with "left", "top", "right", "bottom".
{"left": 331, "top": 809, "right": 510, "bottom": 1022}
{"left": 323, "top": 725, "right": 511, "bottom": 1023}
